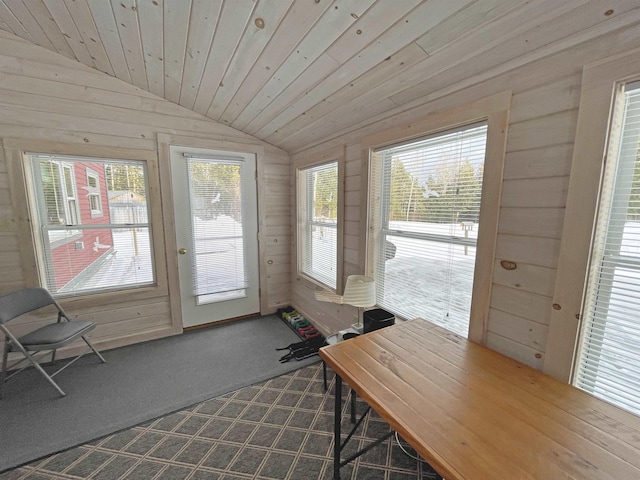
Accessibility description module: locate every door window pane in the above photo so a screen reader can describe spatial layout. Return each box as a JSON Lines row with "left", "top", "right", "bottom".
{"left": 186, "top": 157, "right": 247, "bottom": 304}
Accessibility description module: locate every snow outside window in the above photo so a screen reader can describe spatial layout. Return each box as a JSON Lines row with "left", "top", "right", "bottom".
{"left": 297, "top": 161, "right": 338, "bottom": 290}
{"left": 185, "top": 155, "right": 249, "bottom": 305}
{"left": 369, "top": 123, "right": 488, "bottom": 337}
{"left": 27, "top": 154, "right": 154, "bottom": 297}
{"left": 574, "top": 81, "right": 640, "bottom": 415}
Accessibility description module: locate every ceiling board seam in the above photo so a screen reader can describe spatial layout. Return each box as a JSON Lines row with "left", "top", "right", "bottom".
{"left": 0, "top": 0, "right": 34, "bottom": 42}
{"left": 43, "top": 0, "right": 96, "bottom": 68}
{"left": 192, "top": 0, "right": 257, "bottom": 116}
{"left": 21, "top": 0, "right": 76, "bottom": 60}
{"left": 217, "top": 0, "right": 335, "bottom": 126}
{"left": 232, "top": 0, "right": 379, "bottom": 133}
{"left": 273, "top": 0, "right": 627, "bottom": 151}
{"left": 204, "top": 0, "right": 295, "bottom": 120}
{"left": 178, "top": 0, "right": 223, "bottom": 110}
{"left": 64, "top": 0, "right": 115, "bottom": 76}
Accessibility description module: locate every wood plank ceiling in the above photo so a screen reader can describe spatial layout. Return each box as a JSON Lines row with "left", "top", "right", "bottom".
{"left": 0, "top": 0, "right": 637, "bottom": 154}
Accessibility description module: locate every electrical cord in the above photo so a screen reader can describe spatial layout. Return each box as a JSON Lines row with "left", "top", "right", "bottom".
{"left": 394, "top": 431, "right": 427, "bottom": 463}
{"left": 394, "top": 431, "right": 444, "bottom": 480}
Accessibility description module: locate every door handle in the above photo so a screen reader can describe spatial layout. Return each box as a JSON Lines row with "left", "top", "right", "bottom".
{"left": 178, "top": 247, "right": 187, "bottom": 255}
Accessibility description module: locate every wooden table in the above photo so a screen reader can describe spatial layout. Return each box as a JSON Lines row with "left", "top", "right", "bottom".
{"left": 319, "top": 318, "right": 640, "bottom": 480}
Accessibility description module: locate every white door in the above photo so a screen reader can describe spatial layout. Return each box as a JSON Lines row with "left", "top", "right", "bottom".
{"left": 170, "top": 145, "right": 260, "bottom": 328}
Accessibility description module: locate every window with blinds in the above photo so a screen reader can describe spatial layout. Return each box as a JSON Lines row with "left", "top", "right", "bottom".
{"left": 369, "top": 123, "right": 488, "bottom": 337}
{"left": 574, "top": 81, "right": 640, "bottom": 415}
{"left": 27, "top": 154, "right": 154, "bottom": 296}
{"left": 297, "top": 161, "right": 338, "bottom": 289}
{"left": 185, "top": 155, "right": 248, "bottom": 304}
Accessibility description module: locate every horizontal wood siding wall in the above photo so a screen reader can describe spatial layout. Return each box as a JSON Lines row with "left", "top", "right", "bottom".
{"left": 291, "top": 23, "right": 640, "bottom": 369}
{"left": 0, "top": 30, "right": 290, "bottom": 354}
{"left": 261, "top": 147, "right": 292, "bottom": 311}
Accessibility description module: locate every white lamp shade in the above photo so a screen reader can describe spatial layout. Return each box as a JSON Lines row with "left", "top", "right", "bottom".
{"left": 342, "top": 275, "right": 376, "bottom": 307}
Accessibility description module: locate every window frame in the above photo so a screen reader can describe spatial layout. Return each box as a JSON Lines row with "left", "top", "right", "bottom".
{"left": 361, "top": 92, "right": 511, "bottom": 344}
{"left": 545, "top": 50, "right": 640, "bottom": 382}
{"left": 298, "top": 160, "right": 340, "bottom": 289}
{"left": 28, "top": 151, "right": 156, "bottom": 298}
{"left": 370, "top": 123, "right": 488, "bottom": 337}
{"left": 294, "top": 146, "right": 345, "bottom": 294}
{"left": 3, "top": 139, "right": 169, "bottom": 309}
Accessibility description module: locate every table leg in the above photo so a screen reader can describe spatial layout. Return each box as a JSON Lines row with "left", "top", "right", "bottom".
{"left": 333, "top": 374, "right": 342, "bottom": 480}
{"left": 350, "top": 389, "right": 356, "bottom": 424}
{"left": 323, "top": 361, "right": 328, "bottom": 391}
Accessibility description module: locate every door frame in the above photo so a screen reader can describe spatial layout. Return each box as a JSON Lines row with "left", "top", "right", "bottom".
{"left": 157, "top": 134, "right": 265, "bottom": 330}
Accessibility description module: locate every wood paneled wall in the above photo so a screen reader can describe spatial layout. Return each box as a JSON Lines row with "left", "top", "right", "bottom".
{"left": 291, "top": 22, "right": 640, "bottom": 370}
{"left": 0, "top": 30, "right": 290, "bottom": 353}
{"left": 3, "top": 14, "right": 640, "bottom": 374}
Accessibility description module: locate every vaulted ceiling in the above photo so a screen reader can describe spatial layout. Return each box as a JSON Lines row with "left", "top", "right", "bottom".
{"left": 0, "top": 0, "right": 636, "bottom": 153}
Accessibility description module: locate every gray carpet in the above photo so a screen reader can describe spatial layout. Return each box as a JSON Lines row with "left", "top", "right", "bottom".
{"left": 0, "top": 315, "right": 320, "bottom": 472}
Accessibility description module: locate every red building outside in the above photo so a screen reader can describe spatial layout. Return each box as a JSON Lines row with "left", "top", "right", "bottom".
{"left": 47, "top": 161, "right": 114, "bottom": 291}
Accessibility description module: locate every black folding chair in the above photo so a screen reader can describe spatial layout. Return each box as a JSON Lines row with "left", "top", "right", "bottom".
{"left": 0, "top": 287, "right": 106, "bottom": 397}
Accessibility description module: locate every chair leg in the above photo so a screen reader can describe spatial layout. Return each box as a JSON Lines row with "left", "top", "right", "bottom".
{"left": 82, "top": 336, "right": 106, "bottom": 363}
{"left": 0, "top": 330, "right": 66, "bottom": 397}
{"left": 0, "top": 337, "right": 9, "bottom": 398}
{"left": 28, "top": 353, "right": 66, "bottom": 397}
{"left": 15, "top": 343, "right": 65, "bottom": 397}
{"left": 0, "top": 330, "right": 104, "bottom": 399}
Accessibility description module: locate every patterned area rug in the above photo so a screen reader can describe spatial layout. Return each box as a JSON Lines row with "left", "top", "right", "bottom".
{"left": 0, "top": 315, "right": 320, "bottom": 472}
{"left": 2, "top": 364, "right": 442, "bottom": 480}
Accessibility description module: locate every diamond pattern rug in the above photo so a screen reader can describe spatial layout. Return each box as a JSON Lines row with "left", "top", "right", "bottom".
{"left": 1, "top": 364, "right": 441, "bottom": 479}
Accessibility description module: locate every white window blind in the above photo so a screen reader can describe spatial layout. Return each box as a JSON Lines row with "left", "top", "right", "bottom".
{"left": 575, "top": 82, "right": 640, "bottom": 415}
{"left": 28, "top": 154, "right": 154, "bottom": 296}
{"left": 370, "top": 123, "right": 488, "bottom": 337}
{"left": 186, "top": 155, "right": 248, "bottom": 304}
{"left": 297, "top": 161, "right": 338, "bottom": 289}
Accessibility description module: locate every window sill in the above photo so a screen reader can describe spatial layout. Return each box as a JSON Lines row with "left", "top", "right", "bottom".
{"left": 55, "top": 282, "right": 169, "bottom": 311}
{"left": 296, "top": 272, "right": 339, "bottom": 296}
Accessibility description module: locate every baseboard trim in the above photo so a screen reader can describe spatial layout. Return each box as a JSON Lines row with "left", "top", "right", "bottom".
{"left": 183, "top": 312, "right": 261, "bottom": 332}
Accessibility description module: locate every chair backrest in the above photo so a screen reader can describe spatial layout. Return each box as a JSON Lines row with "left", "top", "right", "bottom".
{"left": 0, "top": 287, "right": 57, "bottom": 324}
